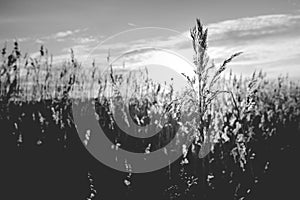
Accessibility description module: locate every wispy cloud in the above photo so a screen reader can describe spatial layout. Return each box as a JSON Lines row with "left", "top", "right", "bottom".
{"left": 0, "top": 36, "right": 32, "bottom": 44}
{"left": 208, "top": 14, "right": 300, "bottom": 40}
{"left": 35, "top": 38, "right": 44, "bottom": 44}
{"left": 202, "top": 13, "right": 300, "bottom": 77}
{"left": 54, "top": 30, "right": 74, "bottom": 38}
{"left": 73, "top": 36, "right": 100, "bottom": 44}
{"left": 128, "top": 23, "right": 137, "bottom": 27}
{"left": 45, "top": 13, "right": 300, "bottom": 78}
{"left": 134, "top": 13, "right": 300, "bottom": 77}
{"left": 39, "top": 28, "right": 86, "bottom": 42}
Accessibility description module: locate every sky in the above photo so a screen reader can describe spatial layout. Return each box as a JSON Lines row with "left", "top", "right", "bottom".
{"left": 1, "top": 0, "right": 300, "bottom": 79}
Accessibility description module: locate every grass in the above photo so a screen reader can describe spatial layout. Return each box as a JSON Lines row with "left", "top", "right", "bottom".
{"left": 0, "top": 19, "right": 299, "bottom": 199}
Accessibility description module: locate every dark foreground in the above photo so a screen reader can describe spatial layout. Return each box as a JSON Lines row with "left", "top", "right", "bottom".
{"left": 1, "top": 99, "right": 299, "bottom": 200}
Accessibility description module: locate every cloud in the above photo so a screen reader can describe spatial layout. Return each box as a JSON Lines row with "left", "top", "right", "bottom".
{"left": 54, "top": 30, "right": 74, "bottom": 38}
{"left": 54, "top": 29, "right": 84, "bottom": 39}
{"left": 208, "top": 14, "right": 300, "bottom": 37}
{"left": 196, "top": 14, "right": 299, "bottom": 77}
{"left": 0, "top": 36, "right": 32, "bottom": 44}
{"left": 74, "top": 36, "right": 99, "bottom": 44}
{"left": 48, "top": 13, "right": 300, "bottom": 78}
{"left": 18, "top": 37, "right": 31, "bottom": 42}
{"left": 35, "top": 38, "right": 44, "bottom": 44}
{"left": 2, "top": 28, "right": 88, "bottom": 45}
{"left": 148, "top": 13, "right": 300, "bottom": 77}
{"left": 128, "top": 23, "right": 137, "bottom": 27}
{"left": 39, "top": 28, "right": 86, "bottom": 42}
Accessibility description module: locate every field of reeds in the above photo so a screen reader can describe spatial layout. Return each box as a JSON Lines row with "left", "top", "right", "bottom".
{"left": 1, "top": 20, "right": 299, "bottom": 200}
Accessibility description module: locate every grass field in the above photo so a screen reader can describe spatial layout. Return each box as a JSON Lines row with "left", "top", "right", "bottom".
{"left": 1, "top": 20, "right": 299, "bottom": 199}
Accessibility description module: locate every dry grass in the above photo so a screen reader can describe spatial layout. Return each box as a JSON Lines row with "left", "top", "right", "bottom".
{"left": 1, "top": 19, "right": 300, "bottom": 199}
